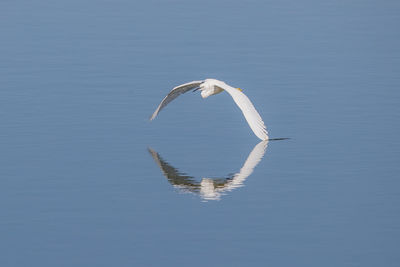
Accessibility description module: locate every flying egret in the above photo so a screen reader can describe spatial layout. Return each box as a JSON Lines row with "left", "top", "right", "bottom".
{"left": 150, "top": 79, "right": 268, "bottom": 140}
{"left": 148, "top": 140, "right": 268, "bottom": 201}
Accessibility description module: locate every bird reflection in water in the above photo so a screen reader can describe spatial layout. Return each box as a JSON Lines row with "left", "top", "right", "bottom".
{"left": 148, "top": 140, "right": 268, "bottom": 201}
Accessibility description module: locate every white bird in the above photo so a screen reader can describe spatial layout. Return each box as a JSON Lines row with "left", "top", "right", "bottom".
{"left": 150, "top": 79, "right": 268, "bottom": 140}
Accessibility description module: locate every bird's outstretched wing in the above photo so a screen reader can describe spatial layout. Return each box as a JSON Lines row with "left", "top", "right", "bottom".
{"left": 215, "top": 81, "right": 268, "bottom": 140}
{"left": 150, "top": 80, "right": 203, "bottom": 120}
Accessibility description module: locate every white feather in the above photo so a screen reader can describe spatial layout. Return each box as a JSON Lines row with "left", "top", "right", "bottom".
{"left": 212, "top": 79, "right": 268, "bottom": 140}
{"left": 150, "top": 79, "right": 269, "bottom": 140}
{"left": 150, "top": 80, "right": 203, "bottom": 120}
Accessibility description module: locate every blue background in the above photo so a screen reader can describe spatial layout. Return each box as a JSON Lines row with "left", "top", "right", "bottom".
{"left": 1, "top": 0, "right": 399, "bottom": 266}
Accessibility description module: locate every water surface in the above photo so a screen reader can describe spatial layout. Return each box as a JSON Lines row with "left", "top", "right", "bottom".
{"left": 1, "top": 0, "right": 400, "bottom": 266}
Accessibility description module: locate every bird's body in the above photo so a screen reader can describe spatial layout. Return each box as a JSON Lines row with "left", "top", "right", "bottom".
{"left": 199, "top": 79, "right": 224, "bottom": 98}
{"left": 150, "top": 79, "right": 268, "bottom": 140}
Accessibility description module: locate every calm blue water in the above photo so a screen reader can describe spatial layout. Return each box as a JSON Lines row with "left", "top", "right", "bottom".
{"left": 1, "top": 0, "right": 400, "bottom": 266}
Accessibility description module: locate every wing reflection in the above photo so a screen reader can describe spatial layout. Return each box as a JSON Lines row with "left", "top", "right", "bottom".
{"left": 148, "top": 140, "right": 268, "bottom": 201}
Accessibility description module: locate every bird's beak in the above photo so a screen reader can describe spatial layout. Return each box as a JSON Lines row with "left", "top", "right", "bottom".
{"left": 237, "top": 88, "right": 243, "bottom": 92}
